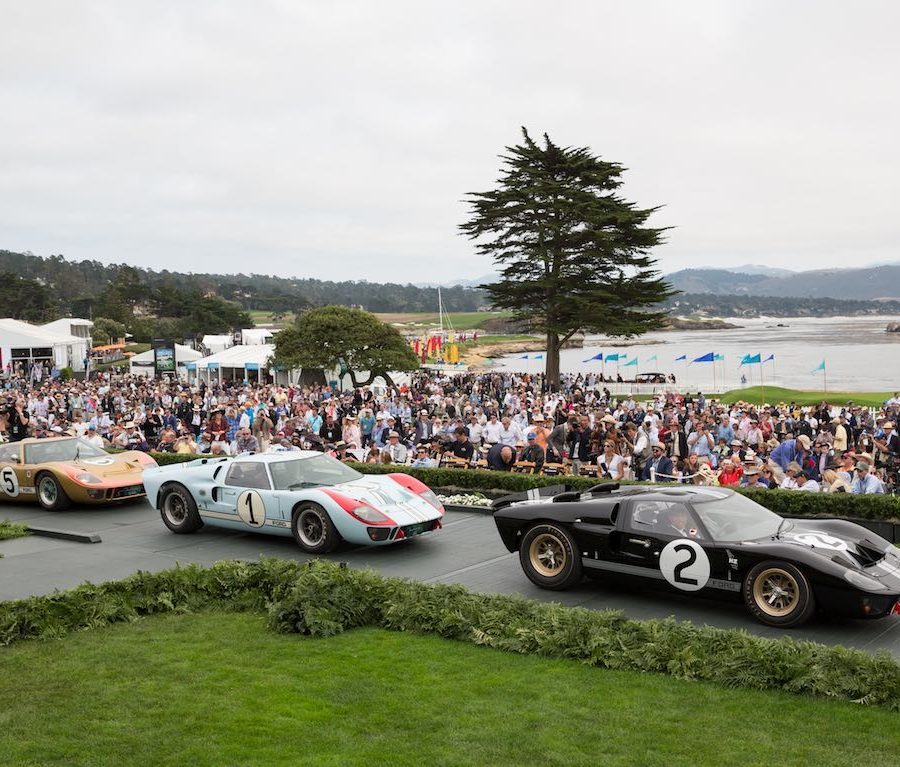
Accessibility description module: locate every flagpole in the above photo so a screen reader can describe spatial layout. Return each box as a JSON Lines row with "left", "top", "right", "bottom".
{"left": 823, "top": 364, "right": 827, "bottom": 394}
{"left": 759, "top": 357, "right": 765, "bottom": 406}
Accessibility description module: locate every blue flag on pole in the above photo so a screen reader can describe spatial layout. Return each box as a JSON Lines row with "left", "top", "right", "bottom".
{"left": 740, "top": 353, "right": 761, "bottom": 365}
{"left": 691, "top": 352, "right": 715, "bottom": 364}
{"left": 763, "top": 354, "right": 775, "bottom": 363}
{"left": 739, "top": 354, "right": 751, "bottom": 366}
{"left": 714, "top": 353, "right": 725, "bottom": 361}
{"left": 811, "top": 360, "right": 825, "bottom": 373}
{"left": 605, "top": 353, "right": 621, "bottom": 362}
{"left": 645, "top": 354, "right": 657, "bottom": 364}
{"left": 622, "top": 357, "right": 638, "bottom": 367}
{"left": 533, "top": 354, "right": 544, "bottom": 360}
{"left": 518, "top": 354, "right": 529, "bottom": 360}
{"left": 675, "top": 354, "right": 687, "bottom": 361}
{"left": 582, "top": 352, "right": 603, "bottom": 362}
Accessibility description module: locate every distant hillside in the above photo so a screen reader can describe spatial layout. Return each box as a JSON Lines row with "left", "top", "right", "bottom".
{"left": 666, "top": 264, "right": 900, "bottom": 300}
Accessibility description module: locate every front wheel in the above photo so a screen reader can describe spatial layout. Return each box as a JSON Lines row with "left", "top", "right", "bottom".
{"left": 292, "top": 503, "right": 340, "bottom": 554}
{"left": 159, "top": 485, "right": 203, "bottom": 534}
{"left": 743, "top": 561, "right": 815, "bottom": 628}
{"left": 519, "top": 523, "right": 583, "bottom": 590}
{"left": 36, "top": 473, "right": 71, "bottom": 511}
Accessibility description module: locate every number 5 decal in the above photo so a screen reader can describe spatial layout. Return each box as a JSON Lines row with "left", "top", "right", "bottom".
{"left": 660, "top": 539, "right": 710, "bottom": 592}
{"left": 0, "top": 466, "right": 19, "bottom": 497}
{"left": 236, "top": 490, "right": 266, "bottom": 528}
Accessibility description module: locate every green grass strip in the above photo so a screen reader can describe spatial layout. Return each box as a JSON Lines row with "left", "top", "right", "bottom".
{"left": 1, "top": 612, "right": 898, "bottom": 767}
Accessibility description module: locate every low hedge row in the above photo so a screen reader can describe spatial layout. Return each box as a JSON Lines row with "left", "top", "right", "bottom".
{"left": 143, "top": 452, "right": 900, "bottom": 521}
{"left": 1, "top": 559, "right": 898, "bottom": 710}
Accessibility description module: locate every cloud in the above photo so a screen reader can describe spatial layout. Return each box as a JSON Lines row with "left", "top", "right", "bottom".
{"left": 2, "top": 1, "right": 899, "bottom": 282}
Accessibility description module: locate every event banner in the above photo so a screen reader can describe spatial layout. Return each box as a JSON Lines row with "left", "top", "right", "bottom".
{"left": 152, "top": 338, "right": 176, "bottom": 375}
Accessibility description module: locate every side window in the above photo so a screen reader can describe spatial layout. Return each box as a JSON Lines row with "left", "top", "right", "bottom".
{"left": 225, "top": 462, "right": 271, "bottom": 490}
{"left": 628, "top": 501, "right": 701, "bottom": 538}
{"left": 0, "top": 444, "right": 20, "bottom": 464}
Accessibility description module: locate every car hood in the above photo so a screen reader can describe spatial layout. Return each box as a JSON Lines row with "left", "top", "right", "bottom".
{"left": 48, "top": 452, "right": 148, "bottom": 478}
{"left": 774, "top": 519, "right": 898, "bottom": 576}
{"left": 331, "top": 475, "right": 441, "bottom": 524}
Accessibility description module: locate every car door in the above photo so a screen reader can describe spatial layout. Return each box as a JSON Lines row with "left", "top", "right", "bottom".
{"left": 210, "top": 461, "right": 283, "bottom": 531}
{"left": 614, "top": 499, "right": 722, "bottom": 593}
{"left": 0, "top": 443, "right": 30, "bottom": 503}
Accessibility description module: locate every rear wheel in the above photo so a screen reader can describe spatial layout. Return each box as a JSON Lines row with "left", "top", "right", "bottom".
{"left": 159, "top": 484, "right": 203, "bottom": 534}
{"left": 519, "top": 523, "right": 583, "bottom": 590}
{"left": 36, "top": 473, "right": 71, "bottom": 511}
{"left": 292, "top": 503, "right": 340, "bottom": 554}
{"left": 743, "top": 561, "right": 815, "bottom": 627}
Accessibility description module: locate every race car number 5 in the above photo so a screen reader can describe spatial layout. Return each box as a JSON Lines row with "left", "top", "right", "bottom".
{"left": 660, "top": 539, "right": 710, "bottom": 592}
{"left": 0, "top": 466, "right": 19, "bottom": 497}
{"left": 236, "top": 490, "right": 266, "bottom": 528}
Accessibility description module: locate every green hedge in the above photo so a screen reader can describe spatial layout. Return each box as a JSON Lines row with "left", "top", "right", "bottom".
{"left": 1, "top": 559, "right": 898, "bottom": 710}
{"left": 142, "top": 453, "right": 900, "bottom": 521}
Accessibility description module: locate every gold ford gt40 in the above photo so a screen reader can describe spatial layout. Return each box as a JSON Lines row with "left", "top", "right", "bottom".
{"left": 0, "top": 437, "right": 158, "bottom": 510}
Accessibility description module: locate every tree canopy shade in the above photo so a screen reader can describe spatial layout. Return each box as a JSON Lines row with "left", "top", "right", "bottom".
{"left": 271, "top": 305, "right": 419, "bottom": 387}
{"left": 460, "top": 129, "right": 676, "bottom": 388}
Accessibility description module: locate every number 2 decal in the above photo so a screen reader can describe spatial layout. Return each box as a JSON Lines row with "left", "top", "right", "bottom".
{"left": 660, "top": 539, "right": 710, "bottom": 592}
{"left": 236, "top": 490, "right": 266, "bottom": 528}
{"left": 0, "top": 466, "right": 19, "bottom": 497}
{"left": 672, "top": 543, "right": 698, "bottom": 585}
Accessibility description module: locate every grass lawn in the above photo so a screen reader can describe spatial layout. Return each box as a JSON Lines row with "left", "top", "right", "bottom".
{"left": 720, "top": 386, "right": 896, "bottom": 408}
{"left": 1, "top": 612, "right": 898, "bottom": 767}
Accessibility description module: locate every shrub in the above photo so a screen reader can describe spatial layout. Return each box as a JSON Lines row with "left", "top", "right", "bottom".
{"left": 1, "top": 560, "right": 898, "bottom": 710}
{"left": 59, "top": 367, "right": 73, "bottom": 381}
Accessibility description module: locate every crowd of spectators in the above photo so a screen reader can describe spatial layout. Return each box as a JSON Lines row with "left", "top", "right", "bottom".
{"left": 0, "top": 369, "right": 897, "bottom": 495}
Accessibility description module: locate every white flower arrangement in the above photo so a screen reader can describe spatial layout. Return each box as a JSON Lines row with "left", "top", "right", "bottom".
{"left": 437, "top": 493, "right": 493, "bottom": 508}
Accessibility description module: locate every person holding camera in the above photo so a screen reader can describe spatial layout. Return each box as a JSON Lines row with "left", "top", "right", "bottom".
{"left": 8, "top": 400, "right": 30, "bottom": 442}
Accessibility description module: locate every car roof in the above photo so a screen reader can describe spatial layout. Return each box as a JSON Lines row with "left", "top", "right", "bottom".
{"left": 596, "top": 485, "right": 735, "bottom": 504}
{"left": 232, "top": 451, "right": 325, "bottom": 464}
{"left": 17, "top": 436, "right": 78, "bottom": 445}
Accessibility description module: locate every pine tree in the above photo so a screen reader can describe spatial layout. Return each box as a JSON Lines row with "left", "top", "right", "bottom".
{"left": 460, "top": 129, "right": 675, "bottom": 388}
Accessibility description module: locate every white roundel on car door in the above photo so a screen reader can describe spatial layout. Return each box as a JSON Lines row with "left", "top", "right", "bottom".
{"left": 237, "top": 490, "right": 266, "bottom": 528}
{"left": 0, "top": 466, "right": 19, "bottom": 497}
{"left": 659, "top": 539, "right": 710, "bottom": 592}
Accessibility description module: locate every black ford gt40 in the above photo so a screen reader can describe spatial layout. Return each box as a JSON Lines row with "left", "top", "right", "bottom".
{"left": 492, "top": 484, "right": 900, "bottom": 628}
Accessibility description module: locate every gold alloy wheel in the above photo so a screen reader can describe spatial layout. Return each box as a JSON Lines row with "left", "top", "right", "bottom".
{"left": 752, "top": 567, "right": 801, "bottom": 617}
{"left": 529, "top": 532, "right": 567, "bottom": 577}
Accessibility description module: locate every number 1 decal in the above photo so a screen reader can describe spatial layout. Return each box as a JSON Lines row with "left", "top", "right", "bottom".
{"left": 660, "top": 539, "right": 710, "bottom": 592}
{"left": 237, "top": 490, "right": 266, "bottom": 528}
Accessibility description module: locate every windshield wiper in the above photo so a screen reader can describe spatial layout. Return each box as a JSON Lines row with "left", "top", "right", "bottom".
{"left": 774, "top": 518, "right": 790, "bottom": 539}
{"left": 287, "top": 481, "right": 319, "bottom": 490}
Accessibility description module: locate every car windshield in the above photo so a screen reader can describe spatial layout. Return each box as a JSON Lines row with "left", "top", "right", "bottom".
{"left": 692, "top": 492, "right": 782, "bottom": 542}
{"left": 24, "top": 438, "right": 109, "bottom": 464}
{"left": 269, "top": 454, "right": 362, "bottom": 490}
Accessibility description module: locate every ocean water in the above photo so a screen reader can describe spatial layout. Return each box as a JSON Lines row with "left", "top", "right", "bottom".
{"left": 494, "top": 316, "right": 900, "bottom": 391}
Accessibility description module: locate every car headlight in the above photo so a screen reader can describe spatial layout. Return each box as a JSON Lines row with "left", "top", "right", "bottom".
{"left": 350, "top": 504, "right": 392, "bottom": 524}
{"left": 843, "top": 570, "right": 882, "bottom": 591}
{"left": 418, "top": 489, "right": 444, "bottom": 511}
{"left": 74, "top": 472, "right": 103, "bottom": 485}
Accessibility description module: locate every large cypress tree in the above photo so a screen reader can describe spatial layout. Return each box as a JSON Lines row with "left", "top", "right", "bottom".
{"left": 460, "top": 129, "right": 675, "bottom": 388}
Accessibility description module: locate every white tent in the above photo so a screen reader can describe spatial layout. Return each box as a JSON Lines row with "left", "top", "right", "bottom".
{"left": 190, "top": 343, "right": 279, "bottom": 384}
{"left": 201, "top": 334, "right": 234, "bottom": 354}
{"left": 241, "top": 328, "right": 275, "bottom": 345}
{"left": 129, "top": 343, "right": 204, "bottom": 378}
{"left": 0, "top": 318, "right": 87, "bottom": 374}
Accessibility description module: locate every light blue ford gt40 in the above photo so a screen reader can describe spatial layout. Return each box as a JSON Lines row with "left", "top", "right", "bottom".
{"left": 142, "top": 452, "right": 444, "bottom": 553}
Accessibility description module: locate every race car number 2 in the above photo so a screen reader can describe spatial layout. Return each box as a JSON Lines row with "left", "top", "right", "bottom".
{"left": 237, "top": 490, "right": 266, "bottom": 528}
{"left": 659, "top": 539, "right": 710, "bottom": 592}
{"left": 0, "top": 466, "right": 19, "bottom": 497}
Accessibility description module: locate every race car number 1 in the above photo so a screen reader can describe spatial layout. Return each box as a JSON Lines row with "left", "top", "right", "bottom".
{"left": 0, "top": 466, "right": 19, "bottom": 497}
{"left": 659, "top": 539, "right": 710, "bottom": 592}
{"left": 237, "top": 490, "right": 266, "bottom": 528}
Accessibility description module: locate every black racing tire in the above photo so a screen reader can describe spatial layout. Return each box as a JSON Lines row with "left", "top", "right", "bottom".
{"left": 519, "top": 523, "right": 583, "bottom": 590}
{"left": 36, "top": 472, "right": 71, "bottom": 511}
{"left": 292, "top": 502, "right": 341, "bottom": 554}
{"left": 159, "top": 484, "right": 203, "bottom": 534}
{"left": 743, "top": 560, "right": 816, "bottom": 628}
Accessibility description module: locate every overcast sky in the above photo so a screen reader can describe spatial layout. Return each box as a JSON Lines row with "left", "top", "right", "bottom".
{"left": 2, "top": 1, "right": 899, "bottom": 284}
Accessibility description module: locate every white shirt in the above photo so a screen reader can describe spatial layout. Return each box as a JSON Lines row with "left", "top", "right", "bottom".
{"left": 482, "top": 421, "right": 502, "bottom": 444}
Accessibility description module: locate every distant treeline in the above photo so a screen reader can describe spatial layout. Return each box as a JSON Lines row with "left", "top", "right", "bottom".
{"left": 662, "top": 292, "right": 900, "bottom": 318}
{"left": 0, "top": 250, "right": 487, "bottom": 317}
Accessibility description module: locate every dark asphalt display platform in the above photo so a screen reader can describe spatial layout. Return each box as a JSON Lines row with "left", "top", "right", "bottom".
{"left": 2, "top": 499, "right": 900, "bottom": 657}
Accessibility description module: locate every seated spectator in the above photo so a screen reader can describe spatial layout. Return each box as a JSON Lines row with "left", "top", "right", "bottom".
{"left": 851, "top": 461, "right": 885, "bottom": 494}
{"left": 381, "top": 431, "right": 408, "bottom": 464}
{"left": 520, "top": 432, "right": 545, "bottom": 472}
{"left": 411, "top": 445, "right": 436, "bottom": 468}
{"left": 740, "top": 466, "right": 769, "bottom": 489}
{"left": 641, "top": 441, "right": 674, "bottom": 482}
{"left": 597, "top": 440, "right": 626, "bottom": 481}
{"left": 717, "top": 458, "right": 743, "bottom": 487}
